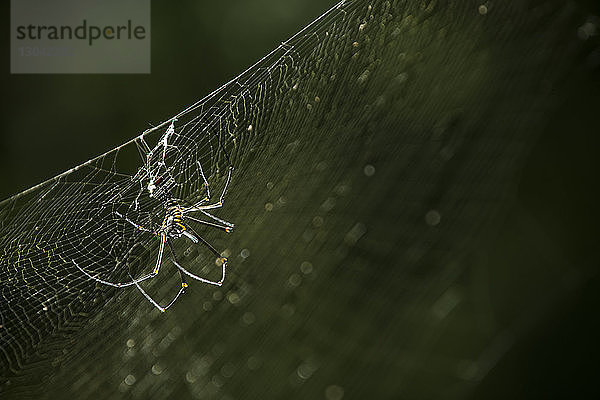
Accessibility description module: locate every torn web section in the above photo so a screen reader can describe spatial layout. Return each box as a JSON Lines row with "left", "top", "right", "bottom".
{"left": 0, "top": 138, "right": 158, "bottom": 375}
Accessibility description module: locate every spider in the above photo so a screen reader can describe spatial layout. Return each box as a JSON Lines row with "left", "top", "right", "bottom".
{"left": 75, "top": 119, "right": 234, "bottom": 312}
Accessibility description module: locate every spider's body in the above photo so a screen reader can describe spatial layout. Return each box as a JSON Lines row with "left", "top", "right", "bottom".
{"left": 162, "top": 199, "right": 186, "bottom": 238}
{"left": 75, "top": 119, "right": 235, "bottom": 312}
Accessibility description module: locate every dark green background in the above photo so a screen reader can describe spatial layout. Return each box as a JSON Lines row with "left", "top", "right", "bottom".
{"left": 1, "top": 0, "right": 599, "bottom": 398}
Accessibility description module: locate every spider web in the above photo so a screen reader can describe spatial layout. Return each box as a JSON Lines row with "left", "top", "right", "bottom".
{"left": 0, "top": 0, "right": 357, "bottom": 384}
{"left": 1, "top": 0, "right": 595, "bottom": 398}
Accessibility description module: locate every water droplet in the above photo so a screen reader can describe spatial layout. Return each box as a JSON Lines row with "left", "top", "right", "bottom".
{"left": 297, "top": 362, "right": 316, "bottom": 380}
{"left": 300, "top": 261, "right": 313, "bottom": 275}
{"left": 281, "top": 303, "right": 295, "bottom": 318}
{"left": 303, "top": 229, "right": 315, "bottom": 243}
{"left": 363, "top": 164, "right": 375, "bottom": 177}
{"left": 432, "top": 287, "right": 462, "bottom": 320}
{"left": 333, "top": 184, "right": 350, "bottom": 196}
{"left": 457, "top": 360, "right": 479, "bottom": 381}
{"left": 124, "top": 374, "right": 136, "bottom": 386}
{"left": 242, "top": 312, "right": 256, "bottom": 325}
{"left": 394, "top": 72, "right": 408, "bottom": 84}
{"left": 325, "top": 385, "right": 345, "bottom": 400}
{"left": 247, "top": 356, "right": 262, "bottom": 370}
{"left": 312, "top": 216, "right": 324, "bottom": 227}
{"left": 425, "top": 210, "right": 441, "bottom": 226}
{"left": 344, "top": 223, "right": 367, "bottom": 245}
{"left": 185, "top": 371, "right": 196, "bottom": 383}
{"left": 211, "top": 374, "right": 224, "bottom": 388}
{"left": 358, "top": 69, "right": 370, "bottom": 84}
{"left": 221, "top": 362, "right": 236, "bottom": 378}
{"left": 578, "top": 22, "right": 598, "bottom": 40}
{"left": 288, "top": 274, "right": 302, "bottom": 287}
{"left": 321, "top": 197, "right": 336, "bottom": 212}
{"left": 227, "top": 292, "right": 241, "bottom": 305}
{"left": 151, "top": 363, "right": 164, "bottom": 375}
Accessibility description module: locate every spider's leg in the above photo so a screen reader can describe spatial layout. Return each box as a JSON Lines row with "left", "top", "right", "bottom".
{"left": 74, "top": 231, "right": 164, "bottom": 288}
{"left": 162, "top": 242, "right": 189, "bottom": 311}
{"left": 186, "top": 164, "right": 233, "bottom": 211}
{"left": 129, "top": 272, "right": 166, "bottom": 313}
{"left": 168, "top": 241, "right": 225, "bottom": 286}
{"left": 198, "top": 210, "right": 235, "bottom": 228}
{"left": 182, "top": 230, "right": 199, "bottom": 243}
{"left": 182, "top": 207, "right": 234, "bottom": 228}
{"left": 163, "top": 281, "right": 186, "bottom": 311}
{"left": 172, "top": 258, "right": 226, "bottom": 286}
{"left": 73, "top": 260, "right": 158, "bottom": 288}
{"left": 184, "top": 215, "right": 233, "bottom": 233}
{"left": 185, "top": 225, "right": 227, "bottom": 262}
{"left": 189, "top": 202, "right": 222, "bottom": 211}
{"left": 152, "top": 233, "right": 167, "bottom": 274}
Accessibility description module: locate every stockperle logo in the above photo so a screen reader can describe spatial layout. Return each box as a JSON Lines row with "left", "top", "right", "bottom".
{"left": 11, "top": 0, "right": 150, "bottom": 74}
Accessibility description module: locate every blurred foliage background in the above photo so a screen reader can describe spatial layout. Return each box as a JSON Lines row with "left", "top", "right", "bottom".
{"left": 1, "top": 0, "right": 599, "bottom": 399}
